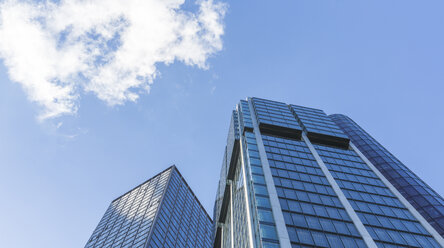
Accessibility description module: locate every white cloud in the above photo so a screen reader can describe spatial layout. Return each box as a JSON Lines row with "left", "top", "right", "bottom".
{"left": 0, "top": 0, "right": 226, "bottom": 120}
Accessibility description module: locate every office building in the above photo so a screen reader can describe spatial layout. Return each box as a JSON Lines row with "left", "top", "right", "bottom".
{"left": 85, "top": 166, "right": 212, "bottom": 248}
{"left": 213, "top": 97, "right": 444, "bottom": 248}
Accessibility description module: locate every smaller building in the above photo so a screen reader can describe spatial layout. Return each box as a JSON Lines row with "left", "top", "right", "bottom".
{"left": 85, "top": 166, "right": 213, "bottom": 248}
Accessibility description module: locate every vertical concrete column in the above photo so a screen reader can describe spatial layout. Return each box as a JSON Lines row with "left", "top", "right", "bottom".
{"left": 239, "top": 133, "right": 256, "bottom": 247}
{"left": 248, "top": 100, "right": 292, "bottom": 248}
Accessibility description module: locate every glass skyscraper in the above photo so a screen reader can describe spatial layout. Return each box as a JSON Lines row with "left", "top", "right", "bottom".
{"left": 85, "top": 166, "right": 213, "bottom": 248}
{"left": 213, "top": 97, "right": 444, "bottom": 248}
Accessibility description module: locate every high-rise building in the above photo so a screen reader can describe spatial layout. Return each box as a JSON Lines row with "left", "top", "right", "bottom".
{"left": 85, "top": 166, "right": 212, "bottom": 248}
{"left": 213, "top": 97, "right": 444, "bottom": 248}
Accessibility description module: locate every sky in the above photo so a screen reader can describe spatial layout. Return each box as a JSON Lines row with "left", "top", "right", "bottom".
{"left": 1, "top": 1, "right": 444, "bottom": 248}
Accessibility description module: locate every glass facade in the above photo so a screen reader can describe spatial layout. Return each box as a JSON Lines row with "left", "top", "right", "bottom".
{"left": 214, "top": 97, "right": 444, "bottom": 248}
{"left": 85, "top": 166, "right": 212, "bottom": 248}
{"left": 264, "top": 134, "right": 366, "bottom": 247}
{"left": 290, "top": 105, "right": 349, "bottom": 148}
{"left": 251, "top": 98, "right": 302, "bottom": 139}
{"left": 245, "top": 131, "right": 280, "bottom": 247}
{"left": 331, "top": 114, "right": 444, "bottom": 238}
{"left": 314, "top": 144, "right": 440, "bottom": 247}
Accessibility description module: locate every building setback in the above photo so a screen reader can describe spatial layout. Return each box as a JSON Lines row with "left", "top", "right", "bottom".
{"left": 213, "top": 97, "right": 444, "bottom": 248}
{"left": 85, "top": 166, "right": 212, "bottom": 248}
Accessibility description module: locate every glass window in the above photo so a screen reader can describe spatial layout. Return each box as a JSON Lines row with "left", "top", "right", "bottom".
{"left": 297, "top": 229, "right": 314, "bottom": 245}
{"left": 282, "top": 211, "right": 293, "bottom": 225}
{"left": 319, "top": 218, "right": 336, "bottom": 233}
{"left": 400, "top": 233, "right": 420, "bottom": 247}
{"left": 308, "top": 193, "right": 322, "bottom": 204}
{"left": 313, "top": 205, "right": 328, "bottom": 217}
{"left": 387, "top": 230, "right": 407, "bottom": 245}
{"left": 326, "top": 234, "right": 344, "bottom": 248}
{"left": 287, "top": 200, "right": 301, "bottom": 212}
{"left": 260, "top": 224, "right": 278, "bottom": 240}
{"left": 300, "top": 203, "right": 315, "bottom": 215}
{"left": 306, "top": 215, "right": 321, "bottom": 230}
{"left": 285, "top": 189, "right": 297, "bottom": 200}
{"left": 291, "top": 213, "right": 307, "bottom": 228}
{"left": 340, "top": 236, "right": 357, "bottom": 247}
{"left": 250, "top": 165, "right": 263, "bottom": 175}
{"left": 256, "top": 196, "right": 272, "bottom": 209}
{"left": 333, "top": 221, "right": 350, "bottom": 235}
{"left": 374, "top": 228, "right": 392, "bottom": 243}
{"left": 262, "top": 241, "right": 280, "bottom": 248}
{"left": 326, "top": 207, "right": 341, "bottom": 219}
{"left": 312, "top": 231, "right": 329, "bottom": 247}
{"left": 279, "top": 199, "right": 289, "bottom": 210}
{"left": 287, "top": 227, "right": 299, "bottom": 243}
{"left": 259, "top": 209, "right": 275, "bottom": 223}
{"left": 252, "top": 174, "right": 266, "bottom": 184}
{"left": 254, "top": 184, "right": 269, "bottom": 196}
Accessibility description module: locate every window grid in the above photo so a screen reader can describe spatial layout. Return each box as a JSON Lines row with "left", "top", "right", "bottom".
{"left": 85, "top": 168, "right": 171, "bottom": 248}
{"left": 251, "top": 98, "right": 302, "bottom": 131}
{"left": 146, "top": 170, "right": 212, "bottom": 248}
{"left": 291, "top": 105, "right": 347, "bottom": 139}
{"left": 261, "top": 134, "right": 366, "bottom": 247}
{"left": 331, "top": 114, "right": 444, "bottom": 237}
{"left": 314, "top": 144, "right": 440, "bottom": 248}
{"left": 245, "top": 131, "right": 281, "bottom": 247}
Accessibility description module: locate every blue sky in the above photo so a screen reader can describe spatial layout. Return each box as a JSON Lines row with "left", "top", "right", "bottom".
{"left": 1, "top": 1, "right": 444, "bottom": 248}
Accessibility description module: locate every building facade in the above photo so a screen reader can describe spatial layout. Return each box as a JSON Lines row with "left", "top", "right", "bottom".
{"left": 330, "top": 114, "right": 444, "bottom": 237}
{"left": 213, "top": 97, "right": 444, "bottom": 248}
{"left": 85, "top": 166, "right": 213, "bottom": 248}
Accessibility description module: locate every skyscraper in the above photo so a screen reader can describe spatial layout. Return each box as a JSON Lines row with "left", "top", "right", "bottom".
{"left": 213, "top": 97, "right": 444, "bottom": 248}
{"left": 85, "top": 166, "right": 212, "bottom": 248}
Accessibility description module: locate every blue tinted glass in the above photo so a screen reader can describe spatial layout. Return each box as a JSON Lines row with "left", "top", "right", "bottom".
{"left": 258, "top": 209, "right": 275, "bottom": 223}
{"left": 331, "top": 114, "right": 444, "bottom": 236}
{"left": 254, "top": 184, "right": 269, "bottom": 195}
{"left": 260, "top": 224, "right": 278, "bottom": 240}
{"left": 256, "top": 196, "right": 272, "bottom": 208}
{"left": 297, "top": 229, "right": 314, "bottom": 245}
{"left": 326, "top": 234, "right": 345, "bottom": 248}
